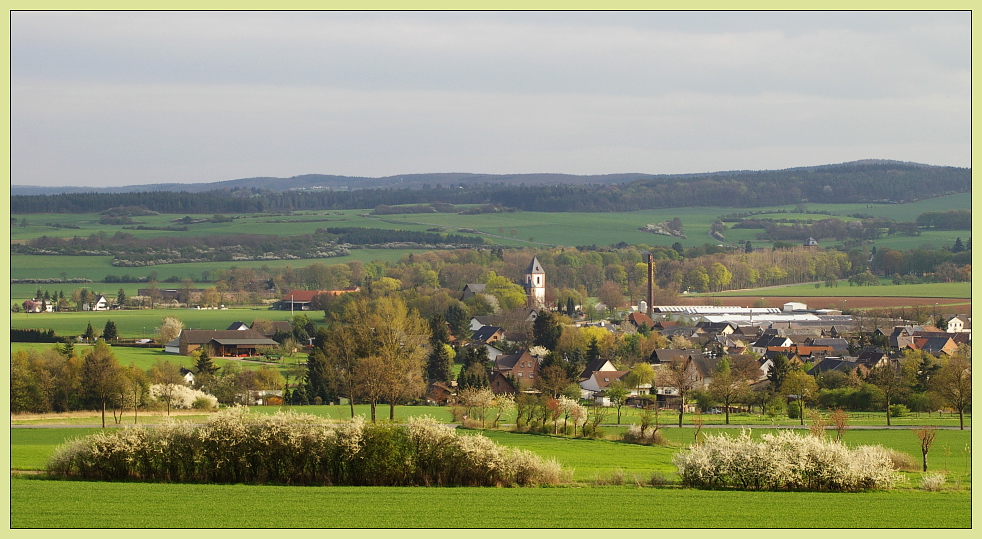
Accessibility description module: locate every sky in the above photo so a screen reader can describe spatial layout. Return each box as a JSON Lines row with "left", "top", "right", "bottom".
{"left": 10, "top": 11, "right": 972, "bottom": 188}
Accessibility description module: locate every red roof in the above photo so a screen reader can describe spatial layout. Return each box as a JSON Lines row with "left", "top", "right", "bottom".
{"left": 283, "top": 290, "right": 323, "bottom": 302}
{"left": 282, "top": 288, "right": 359, "bottom": 302}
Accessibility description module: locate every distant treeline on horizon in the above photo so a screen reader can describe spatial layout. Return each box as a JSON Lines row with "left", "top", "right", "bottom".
{"left": 11, "top": 162, "right": 970, "bottom": 214}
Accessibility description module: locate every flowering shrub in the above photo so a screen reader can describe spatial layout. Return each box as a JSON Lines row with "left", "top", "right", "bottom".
{"left": 673, "top": 430, "right": 901, "bottom": 491}
{"left": 47, "top": 409, "right": 569, "bottom": 487}
{"left": 920, "top": 472, "right": 947, "bottom": 491}
{"left": 148, "top": 384, "right": 218, "bottom": 410}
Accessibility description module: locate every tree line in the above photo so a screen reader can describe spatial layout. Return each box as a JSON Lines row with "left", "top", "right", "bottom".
{"left": 10, "top": 339, "right": 286, "bottom": 424}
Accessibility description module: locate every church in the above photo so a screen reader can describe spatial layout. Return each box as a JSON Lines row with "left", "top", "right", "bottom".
{"left": 461, "top": 256, "right": 546, "bottom": 310}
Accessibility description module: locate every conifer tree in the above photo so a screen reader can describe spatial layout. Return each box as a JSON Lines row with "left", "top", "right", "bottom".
{"left": 102, "top": 320, "right": 118, "bottom": 342}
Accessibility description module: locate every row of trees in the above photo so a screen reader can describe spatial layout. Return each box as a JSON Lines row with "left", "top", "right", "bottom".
{"left": 683, "top": 347, "right": 972, "bottom": 430}
{"left": 10, "top": 340, "right": 286, "bottom": 424}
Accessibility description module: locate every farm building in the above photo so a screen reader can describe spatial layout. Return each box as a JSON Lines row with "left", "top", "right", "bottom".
{"left": 177, "top": 329, "right": 278, "bottom": 357}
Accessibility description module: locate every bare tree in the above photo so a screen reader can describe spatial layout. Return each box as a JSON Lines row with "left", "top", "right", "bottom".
{"left": 657, "top": 357, "right": 700, "bottom": 427}
{"left": 914, "top": 426, "right": 938, "bottom": 472}
{"left": 829, "top": 407, "right": 849, "bottom": 442}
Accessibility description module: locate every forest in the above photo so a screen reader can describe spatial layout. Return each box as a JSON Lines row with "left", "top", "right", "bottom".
{"left": 10, "top": 162, "right": 970, "bottom": 214}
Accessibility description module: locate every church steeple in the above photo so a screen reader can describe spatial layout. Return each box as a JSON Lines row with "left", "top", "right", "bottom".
{"left": 525, "top": 257, "right": 545, "bottom": 309}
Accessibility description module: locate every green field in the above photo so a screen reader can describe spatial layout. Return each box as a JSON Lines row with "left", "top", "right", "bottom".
{"left": 10, "top": 478, "right": 970, "bottom": 527}
{"left": 9, "top": 247, "right": 420, "bottom": 286}
{"left": 9, "top": 307, "right": 315, "bottom": 338}
{"left": 12, "top": 422, "right": 972, "bottom": 482}
{"left": 10, "top": 195, "right": 971, "bottom": 294}
{"left": 9, "top": 342, "right": 305, "bottom": 377}
{"left": 9, "top": 423, "right": 973, "bottom": 527}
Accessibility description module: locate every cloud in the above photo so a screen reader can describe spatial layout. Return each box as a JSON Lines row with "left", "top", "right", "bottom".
{"left": 10, "top": 11, "right": 971, "bottom": 186}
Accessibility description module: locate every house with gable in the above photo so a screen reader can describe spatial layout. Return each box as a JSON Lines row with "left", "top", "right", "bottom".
{"left": 580, "top": 369, "right": 630, "bottom": 402}
{"left": 469, "top": 315, "right": 496, "bottom": 331}
{"left": 82, "top": 294, "right": 110, "bottom": 311}
{"left": 492, "top": 349, "right": 541, "bottom": 388}
{"left": 945, "top": 314, "right": 971, "bottom": 337}
{"left": 912, "top": 336, "right": 958, "bottom": 356}
{"left": 750, "top": 335, "right": 793, "bottom": 355}
{"left": 626, "top": 312, "right": 654, "bottom": 330}
{"left": 472, "top": 326, "right": 505, "bottom": 345}
{"left": 278, "top": 288, "right": 359, "bottom": 311}
{"left": 460, "top": 283, "right": 486, "bottom": 301}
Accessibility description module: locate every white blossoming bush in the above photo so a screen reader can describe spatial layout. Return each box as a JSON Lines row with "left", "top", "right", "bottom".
{"left": 673, "top": 430, "right": 901, "bottom": 491}
{"left": 148, "top": 384, "right": 218, "bottom": 410}
{"left": 47, "top": 409, "right": 569, "bottom": 487}
{"left": 920, "top": 472, "right": 947, "bottom": 491}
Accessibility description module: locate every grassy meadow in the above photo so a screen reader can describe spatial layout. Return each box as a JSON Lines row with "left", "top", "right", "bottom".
{"left": 9, "top": 307, "right": 315, "bottom": 338}
{"left": 10, "top": 477, "right": 970, "bottom": 527}
{"left": 9, "top": 422, "right": 973, "bottom": 527}
{"left": 11, "top": 415, "right": 973, "bottom": 481}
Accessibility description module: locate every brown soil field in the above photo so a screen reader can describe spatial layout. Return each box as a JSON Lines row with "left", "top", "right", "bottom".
{"left": 677, "top": 296, "right": 971, "bottom": 311}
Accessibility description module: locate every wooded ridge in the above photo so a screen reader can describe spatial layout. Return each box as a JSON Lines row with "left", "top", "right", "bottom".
{"left": 11, "top": 161, "right": 970, "bottom": 214}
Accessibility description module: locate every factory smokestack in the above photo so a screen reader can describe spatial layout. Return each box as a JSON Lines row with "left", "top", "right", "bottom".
{"left": 647, "top": 253, "right": 654, "bottom": 317}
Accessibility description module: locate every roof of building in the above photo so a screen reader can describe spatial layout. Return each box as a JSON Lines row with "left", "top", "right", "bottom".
{"left": 282, "top": 290, "right": 324, "bottom": 302}
{"left": 627, "top": 312, "right": 655, "bottom": 327}
{"left": 472, "top": 326, "right": 504, "bottom": 343}
{"left": 211, "top": 337, "right": 279, "bottom": 346}
{"left": 587, "top": 370, "right": 629, "bottom": 389}
{"left": 494, "top": 349, "right": 536, "bottom": 372}
{"left": 526, "top": 257, "right": 545, "bottom": 274}
{"left": 180, "top": 329, "right": 269, "bottom": 344}
{"left": 579, "top": 358, "right": 617, "bottom": 380}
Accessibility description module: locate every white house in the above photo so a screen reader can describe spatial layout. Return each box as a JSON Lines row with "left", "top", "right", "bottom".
{"left": 579, "top": 370, "right": 629, "bottom": 401}
{"left": 83, "top": 295, "right": 110, "bottom": 311}
{"left": 946, "top": 315, "right": 971, "bottom": 337}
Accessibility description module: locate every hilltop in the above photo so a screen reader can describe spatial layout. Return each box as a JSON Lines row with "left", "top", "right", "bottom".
{"left": 10, "top": 159, "right": 957, "bottom": 196}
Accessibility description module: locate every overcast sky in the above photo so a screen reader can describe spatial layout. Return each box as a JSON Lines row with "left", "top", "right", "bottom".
{"left": 10, "top": 11, "right": 971, "bottom": 188}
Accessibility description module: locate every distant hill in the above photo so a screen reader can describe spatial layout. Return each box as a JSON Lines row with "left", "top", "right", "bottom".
{"left": 10, "top": 160, "right": 970, "bottom": 214}
{"left": 9, "top": 159, "right": 950, "bottom": 196}
{"left": 10, "top": 172, "right": 648, "bottom": 196}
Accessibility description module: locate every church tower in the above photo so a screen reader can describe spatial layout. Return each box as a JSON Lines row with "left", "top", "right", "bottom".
{"left": 524, "top": 257, "right": 546, "bottom": 309}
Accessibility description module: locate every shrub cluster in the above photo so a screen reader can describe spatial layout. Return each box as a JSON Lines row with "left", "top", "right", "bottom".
{"left": 47, "top": 409, "right": 569, "bottom": 487}
{"left": 148, "top": 384, "right": 219, "bottom": 410}
{"left": 622, "top": 424, "right": 669, "bottom": 446}
{"left": 673, "top": 430, "right": 901, "bottom": 491}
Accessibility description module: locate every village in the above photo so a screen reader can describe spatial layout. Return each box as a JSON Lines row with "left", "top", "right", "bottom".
{"left": 101, "top": 254, "right": 967, "bottom": 422}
